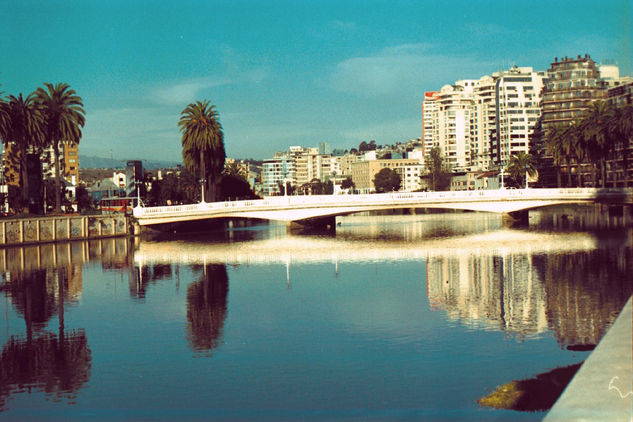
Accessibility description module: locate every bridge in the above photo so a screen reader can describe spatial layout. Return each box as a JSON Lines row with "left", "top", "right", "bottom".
{"left": 133, "top": 188, "right": 632, "bottom": 228}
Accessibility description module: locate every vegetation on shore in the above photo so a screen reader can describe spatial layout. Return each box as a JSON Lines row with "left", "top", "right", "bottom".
{"left": 0, "top": 83, "right": 85, "bottom": 213}
{"left": 543, "top": 101, "right": 633, "bottom": 188}
{"left": 478, "top": 362, "right": 582, "bottom": 412}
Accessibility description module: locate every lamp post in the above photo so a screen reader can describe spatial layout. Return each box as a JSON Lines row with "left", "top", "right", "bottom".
{"left": 199, "top": 178, "right": 206, "bottom": 203}
{"left": 135, "top": 180, "right": 142, "bottom": 207}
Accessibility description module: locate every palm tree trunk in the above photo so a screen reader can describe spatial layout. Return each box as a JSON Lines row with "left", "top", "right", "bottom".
{"left": 19, "top": 147, "right": 30, "bottom": 212}
{"left": 54, "top": 141, "right": 62, "bottom": 213}
{"left": 566, "top": 160, "right": 572, "bottom": 187}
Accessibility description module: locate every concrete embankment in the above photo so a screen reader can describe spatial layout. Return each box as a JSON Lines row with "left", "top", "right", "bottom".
{"left": 545, "top": 296, "right": 633, "bottom": 421}
{"left": 0, "top": 214, "right": 134, "bottom": 247}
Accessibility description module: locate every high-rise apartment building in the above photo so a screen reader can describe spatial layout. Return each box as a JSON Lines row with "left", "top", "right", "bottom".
{"left": 490, "top": 67, "right": 545, "bottom": 166}
{"left": 436, "top": 80, "right": 476, "bottom": 170}
{"left": 422, "top": 91, "right": 440, "bottom": 159}
{"left": 541, "top": 54, "right": 605, "bottom": 131}
{"left": 422, "top": 67, "right": 545, "bottom": 171}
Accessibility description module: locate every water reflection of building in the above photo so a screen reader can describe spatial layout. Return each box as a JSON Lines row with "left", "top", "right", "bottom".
{"left": 427, "top": 246, "right": 633, "bottom": 347}
{"left": 427, "top": 253, "right": 549, "bottom": 339}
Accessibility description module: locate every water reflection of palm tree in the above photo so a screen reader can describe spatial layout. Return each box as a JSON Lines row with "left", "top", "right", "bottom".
{"left": 186, "top": 264, "right": 229, "bottom": 354}
{"left": 0, "top": 268, "right": 91, "bottom": 410}
{"left": 535, "top": 250, "right": 633, "bottom": 348}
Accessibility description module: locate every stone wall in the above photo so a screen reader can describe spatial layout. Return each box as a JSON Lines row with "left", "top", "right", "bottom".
{"left": 0, "top": 214, "right": 130, "bottom": 246}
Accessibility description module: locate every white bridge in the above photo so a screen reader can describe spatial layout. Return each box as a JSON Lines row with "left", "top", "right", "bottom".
{"left": 132, "top": 188, "right": 632, "bottom": 227}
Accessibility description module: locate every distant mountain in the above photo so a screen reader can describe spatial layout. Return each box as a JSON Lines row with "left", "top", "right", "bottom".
{"left": 79, "top": 155, "right": 181, "bottom": 170}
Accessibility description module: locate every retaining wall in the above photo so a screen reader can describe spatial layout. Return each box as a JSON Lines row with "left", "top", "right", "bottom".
{"left": 0, "top": 214, "right": 131, "bottom": 247}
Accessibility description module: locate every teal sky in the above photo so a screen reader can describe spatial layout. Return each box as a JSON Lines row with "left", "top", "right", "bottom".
{"left": 2, "top": 0, "right": 631, "bottom": 161}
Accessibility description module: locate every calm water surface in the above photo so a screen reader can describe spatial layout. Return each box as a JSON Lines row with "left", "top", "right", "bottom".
{"left": 1, "top": 207, "right": 632, "bottom": 421}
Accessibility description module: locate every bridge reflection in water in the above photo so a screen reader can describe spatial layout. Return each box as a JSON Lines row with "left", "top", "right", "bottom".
{"left": 133, "top": 212, "right": 632, "bottom": 350}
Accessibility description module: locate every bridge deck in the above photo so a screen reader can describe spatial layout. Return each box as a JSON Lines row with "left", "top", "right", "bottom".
{"left": 133, "top": 188, "right": 632, "bottom": 226}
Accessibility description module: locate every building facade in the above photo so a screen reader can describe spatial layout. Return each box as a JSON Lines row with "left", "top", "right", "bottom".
{"left": 490, "top": 67, "right": 545, "bottom": 166}
{"left": 351, "top": 158, "right": 423, "bottom": 193}
{"left": 541, "top": 54, "right": 605, "bottom": 132}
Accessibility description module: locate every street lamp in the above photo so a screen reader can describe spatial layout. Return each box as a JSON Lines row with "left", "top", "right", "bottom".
{"left": 199, "top": 178, "right": 206, "bottom": 203}
{"left": 134, "top": 180, "right": 142, "bottom": 207}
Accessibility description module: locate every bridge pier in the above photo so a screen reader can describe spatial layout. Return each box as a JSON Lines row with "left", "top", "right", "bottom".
{"left": 503, "top": 210, "right": 530, "bottom": 227}
{"left": 287, "top": 216, "right": 337, "bottom": 233}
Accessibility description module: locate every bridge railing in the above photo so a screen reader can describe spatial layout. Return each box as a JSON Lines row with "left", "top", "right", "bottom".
{"left": 133, "top": 187, "right": 631, "bottom": 219}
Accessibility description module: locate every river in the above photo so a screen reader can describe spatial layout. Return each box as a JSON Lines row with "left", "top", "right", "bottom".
{"left": 1, "top": 205, "right": 631, "bottom": 421}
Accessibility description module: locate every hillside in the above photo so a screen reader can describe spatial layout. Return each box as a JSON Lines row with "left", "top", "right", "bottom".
{"left": 79, "top": 155, "right": 180, "bottom": 170}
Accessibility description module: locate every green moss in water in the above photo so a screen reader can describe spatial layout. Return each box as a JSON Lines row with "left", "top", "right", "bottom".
{"left": 478, "top": 362, "right": 583, "bottom": 412}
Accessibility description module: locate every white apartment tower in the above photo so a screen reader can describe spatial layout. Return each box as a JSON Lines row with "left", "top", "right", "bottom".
{"left": 422, "top": 91, "right": 440, "bottom": 160}
{"left": 422, "top": 67, "right": 545, "bottom": 172}
{"left": 490, "top": 67, "right": 545, "bottom": 166}
{"left": 436, "top": 80, "right": 476, "bottom": 170}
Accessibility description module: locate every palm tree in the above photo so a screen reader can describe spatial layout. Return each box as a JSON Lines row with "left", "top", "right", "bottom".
{"left": 611, "top": 104, "right": 633, "bottom": 185}
{"left": 178, "top": 100, "right": 225, "bottom": 202}
{"left": 507, "top": 152, "right": 537, "bottom": 188}
{"left": 0, "top": 93, "right": 45, "bottom": 211}
{"left": 564, "top": 123, "right": 586, "bottom": 187}
{"left": 581, "top": 101, "right": 616, "bottom": 187}
{"left": 34, "top": 83, "right": 85, "bottom": 213}
{"left": 545, "top": 124, "right": 567, "bottom": 187}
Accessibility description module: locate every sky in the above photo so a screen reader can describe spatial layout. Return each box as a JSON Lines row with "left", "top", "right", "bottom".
{"left": 1, "top": 0, "right": 632, "bottom": 162}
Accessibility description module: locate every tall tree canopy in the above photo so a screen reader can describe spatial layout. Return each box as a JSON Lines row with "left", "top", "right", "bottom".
{"left": 0, "top": 93, "right": 45, "bottom": 211}
{"left": 507, "top": 152, "right": 538, "bottom": 188}
{"left": 178, "top": 100, "right": 225, "bottom": 202}
{"left": 35, "top": 83, "right": 85, "bottom": 213}
{"left": 424, "top": 146, "right": 451, "bottom": 191}
{"left": 373, "top": 167, "right": 401, "bottom": 193}
{"left": 542, "top": 101, "right": 633, "bottom": 188}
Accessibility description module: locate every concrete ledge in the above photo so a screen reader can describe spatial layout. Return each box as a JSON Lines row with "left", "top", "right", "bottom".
{"left": 0, "top": 214, "right": 131, "bottom": 247}
{"left": 545, "top": 296, "right": 633, "bottom": 422}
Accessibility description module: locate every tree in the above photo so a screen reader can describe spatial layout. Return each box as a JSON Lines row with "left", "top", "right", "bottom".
{"left": 581, "top": 101, "right": 617, "bottom": 187}
{"left": 544, "top": 124, "right": 567, "bottom": 187}
{"left": 147, "top": 169, "right": 199, "bottom": 206}
{"left": 373, "top": 168, "right": 401, "bottom": 193}
{"left": 613, "top": 104, "right": 633, "bottom": 184}
{"left": 218, "top": 174, "right": 259, "bottom": 200}
{"left": 35, "top": 83, "right": 85, "bottom": 213}
{"left": 178, "top": 100, "right": 225, "bottom": 202}
{"left": 507, "top": 152, "right": 538, "bottom": 188}
{"left": 0, "top": 93, "right": 45, "bottom": 212}
{"left": 424, "top": 147, "right": 451, "bottom": 191}
{"left": 75, "top": 185, "right": 92, "bottom": 212}
{"left": 341, "top": 177, "right": 355, "bottom": 192}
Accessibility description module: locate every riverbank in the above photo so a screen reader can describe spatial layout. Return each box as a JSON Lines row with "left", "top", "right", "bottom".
{"left": 545, "top": 296, "right": 633, "bottom": 421}
{"left": 0, "top": 214, "right": 133, "bottom": 246}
